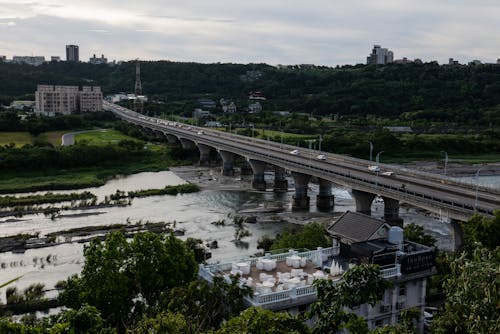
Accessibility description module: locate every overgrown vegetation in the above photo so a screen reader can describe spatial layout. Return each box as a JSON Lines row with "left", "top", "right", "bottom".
{"left": 0, "top": 191, "right": 96, "bottom": 208}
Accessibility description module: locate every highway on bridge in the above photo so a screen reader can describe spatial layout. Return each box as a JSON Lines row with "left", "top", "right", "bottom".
{"left": 104, "top": 101, "right": 500, "bottom": 221}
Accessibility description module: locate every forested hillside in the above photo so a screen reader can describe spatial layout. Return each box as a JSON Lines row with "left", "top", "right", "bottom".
{"left": 2, "top": 61, "right": 500, "bottom": 125}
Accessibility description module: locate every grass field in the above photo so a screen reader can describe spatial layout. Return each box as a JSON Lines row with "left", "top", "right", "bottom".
{"left": 75, "top": 129, "right": 141, "bottom": 146}
{"left": 0, "top": 132, "right": 35, "bottom": 146}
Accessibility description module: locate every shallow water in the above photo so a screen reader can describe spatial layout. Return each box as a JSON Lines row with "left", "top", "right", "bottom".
{"left": 2, "top": 168, "right": 496, "bottom": 301}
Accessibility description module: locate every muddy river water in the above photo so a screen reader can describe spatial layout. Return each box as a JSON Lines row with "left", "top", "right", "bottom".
{"left": 1, "top": 166, "right": 498, "bottom": 301}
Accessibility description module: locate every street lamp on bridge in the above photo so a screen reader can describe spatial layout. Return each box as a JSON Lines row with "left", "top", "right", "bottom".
{"left": 376, "top": 151, "right": 384, "bottom": 164}
{"left": 441, "top": 151, "right": 448, "bottom": 176}
{"left": 474, "top": 166, "right": 484, "bottom": 211}
{"left": 369, "top": 141, "right": 374, "bottom": 161}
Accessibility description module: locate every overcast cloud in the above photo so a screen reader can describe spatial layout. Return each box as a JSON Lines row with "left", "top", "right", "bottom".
{"left": 0, "top": 0, "right": 499, "bottom": 65}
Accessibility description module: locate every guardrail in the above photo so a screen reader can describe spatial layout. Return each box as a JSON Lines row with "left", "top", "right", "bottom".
{"left": 104, "top": 103, "right": 498, "bottom": 218}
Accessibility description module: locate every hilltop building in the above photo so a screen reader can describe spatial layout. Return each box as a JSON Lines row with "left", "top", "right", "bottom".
{"left": 51, "top": 56, "right": 61, "bottom": 62}
{"left": 35, "top": 85, "right": 102, "bottom": 116}
{"left": 89, "top": 54, "right": 108, "bottom": 65}
{"left": 199, "top": 211, "right": 435, "bottom": 333}
{"left": 12, "top": 56, "right": 45, "bottom": 66}
{"left": 367, "top": 45, "right": 394, "bottom": 65}
{"left": 66, "top": 45, "right": 79, "bottom": 62}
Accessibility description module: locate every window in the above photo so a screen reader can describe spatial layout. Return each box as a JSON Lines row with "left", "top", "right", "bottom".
{"left": 399, "top": 284, "right": 406, "bottom": 296}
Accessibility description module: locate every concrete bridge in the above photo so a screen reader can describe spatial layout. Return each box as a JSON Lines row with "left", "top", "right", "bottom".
{"left": 104, "top": 101, "right": 499, "bottom": 228}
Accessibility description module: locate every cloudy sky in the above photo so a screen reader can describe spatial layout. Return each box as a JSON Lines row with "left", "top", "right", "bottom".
{"left": 1, "top": 0, "right": 499, "bottom": 66}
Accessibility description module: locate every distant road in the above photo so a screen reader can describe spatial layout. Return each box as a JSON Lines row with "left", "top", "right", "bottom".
{"left": 61, "top": 129, "right": 105, "bottom": 146}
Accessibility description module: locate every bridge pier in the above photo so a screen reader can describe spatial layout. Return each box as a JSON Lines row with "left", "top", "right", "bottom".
{"left": 450, "top": 219, "right": 464, "bottom": 251}
{"left": 383, "top": 197, "right": 403, "bottom": 226}
{"left": 240, "top": 161, "right": 253, "bottom": 176}
{"left": 248, "top": 159, "right": 267, "bottom": 191}
{"left": 317, "top": 178, "right": 334, "bottom": 211}
{"left": 219, "top": 150, "right": 235, "bottom": 176}
{"left": 351, "top": 189, "right": 376, "bottom": 215}
{"left": 179, "top": 138, "right": 195, "bottom": 150}
{"left": 273, "top": 166, "right": 288, "bottom": 193}
{"left": 165, "top": 134, "right": 178, "bottom": 145}
{"left": 292, "top": 172, "right": 311, "bottom": 210}
{"left": 153, "top": 130, "right": 165, "bottom": 141}
{"left": 197, "top": 143, "right": 211, "bottom": 165}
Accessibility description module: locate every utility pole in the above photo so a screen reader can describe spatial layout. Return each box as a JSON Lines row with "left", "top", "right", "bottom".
{"left": 369, "top": 141, "right": 374, "bottom": 161}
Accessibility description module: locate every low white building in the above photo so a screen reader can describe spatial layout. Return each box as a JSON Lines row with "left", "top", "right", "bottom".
{"left": 199, "top": 212, "right": 435, "bottom": 333}
{"left": 12, "top": 56, "right": 45, "bottom": 66}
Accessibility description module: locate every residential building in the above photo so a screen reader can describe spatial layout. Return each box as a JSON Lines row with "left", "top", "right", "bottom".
{"left": 51, "top": 56, "right": 61, "bottom": 62}
{"left": 80, "top": 86, "right": 103, "bottom": 112}
{"left": 8, "top": 100, "right": 35, "bottom": 111}
{"left": 12, "top": 56, "right": 45, "bottom": 66}
{"left": 367, "top": 45, "right": 394, "bottom": 65}
{"left": 497, "top": 59, "right": 500, "bottom": 65}
{"left": 248, "top": 101, "right": 262, "bottom": 113}
{"left": 469, "top": 59, "right": 482, "bottom": 65}
{"left": 0, "top": 55, "right": 6, "bottom": 62}
{"left": 248, "top": 91, "right": 266, "bottom": 100}
{"left": 66, "top": 45, "right": 79, "bottom": 62}
{"left": 199, "top": 211, "right": 435, "bottom": 333}
{"left": 35, "top": 85, "right": 102, "bottom": 115}
{"left": 89, "top": 54, "right": 108, "bottom": 65}
{"left": 448, "top": 58, "right": 460, "bottom": 65}
{"left": 193, "top": 108, "right": 211, "bottom": 119}
{"left": 198, "top": 98, "right": 216, "bottom": 109}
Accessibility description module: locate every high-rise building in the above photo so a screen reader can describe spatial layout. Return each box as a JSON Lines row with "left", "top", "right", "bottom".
{"left": 66, "top": 45, "right": 79, "bottom": 62}
{"left": 367, "top": 45, "right": 394, "bottom": 65}
{"left": 80, "top": 86, "right": 103, "bottom": 112}
{"left": 35, "top": 85, "right": 102, "bottom": 115}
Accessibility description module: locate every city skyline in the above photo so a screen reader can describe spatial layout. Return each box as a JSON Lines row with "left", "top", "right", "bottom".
{"left": 1, "top": 0, "right": 500, "bottom": 66}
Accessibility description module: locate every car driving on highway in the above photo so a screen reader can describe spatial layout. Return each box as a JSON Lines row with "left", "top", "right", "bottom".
{"left": 289, "top": 149, "right": 300, "bottom": 155}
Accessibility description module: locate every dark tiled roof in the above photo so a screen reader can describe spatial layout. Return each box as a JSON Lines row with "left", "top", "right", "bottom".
{"left": 327, "top": 211, "right": 387, "bottom": 243}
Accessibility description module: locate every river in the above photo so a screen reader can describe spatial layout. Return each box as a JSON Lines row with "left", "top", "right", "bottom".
{"left": 1, "top": 167, "right": 498, "bottom": 301}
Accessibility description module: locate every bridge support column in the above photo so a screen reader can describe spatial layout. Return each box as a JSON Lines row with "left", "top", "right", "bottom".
{"left": 179, "top": 138, "right": 195, "bottom": 150}
{"left": 248, "top": 159, "right": 267, "bottom": 191}
{"left": 165, "top": 134, "right": 178, "bottom": 145}
{"left": 273, "top": 166, "right": 288, "bottom": 193}
{"left": 219, "top": 150, "right": 235, "bottom": 176}
{"left": 197, "top": 143, "right": 211, "bottom": 165}
{"left": 292, "top": 172, "right": 311, "bottom": 210}
{"left": 317, "top": 178, "right": 334, "bottom": 211}
{"left": 153, "top": 130, "right": 164, "bottom": 141}
{"left": 450, "top": 219, "right": 464, "bottom": 251}
{"left": 240, "top": 161, "right": 253, "bottom": 176}
{"left": 383, "top": 197, "right": 403, "bottom": 226}
{"left": 351, "top": 189, "right": 376, "bottom": 215}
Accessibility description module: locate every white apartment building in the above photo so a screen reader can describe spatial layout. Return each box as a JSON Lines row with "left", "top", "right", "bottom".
{"left": 12, "top": 56, "right": 46, "bottom": 66}
{"left": 80, "top": 86, "right": 103, "bottom": 112}
{"left": 35, "top": 85, "right": 102, "bottom": 115}
{"left": 199, "top": 211, "right": 435, "bottom": 333}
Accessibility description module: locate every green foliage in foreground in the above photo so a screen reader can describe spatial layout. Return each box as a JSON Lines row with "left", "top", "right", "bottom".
{"left": 258, "top": 222, "right": 331, "bottom": 251}
{"left": 58, "top": 231, "right": 197, "bottom": 330}
{"left": 403, "top": 223, "right": 436, "bottom": 247}
{"left": 461, "top": 210, "right": 500, "bottom": 250}
{"left": 432, "top": 245, "right": 500, "bottom": 334}
{"left": 308, "top": 264, "right": 393, "bottom": 334}
{"left": 216, "top": 307, "right": 309, "bottom": 334}
{"left": 128, "top": 183, "right": 200, "bottom": 198}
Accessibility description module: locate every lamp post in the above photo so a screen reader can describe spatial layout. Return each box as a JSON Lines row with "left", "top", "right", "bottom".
{"left": 474, "top": 167, "right": 484, "bottom": 211}
{"left": 441, "top": 151, "right": 448, "bottom": 176}
{"left": 376, "top": 151, "right": 384, "bottom": 164}
{"left": 318, "top": 135, "right": 323, "bottom": 152}
{"left": 369, "top": 141, "right": 374, "bottom": 161}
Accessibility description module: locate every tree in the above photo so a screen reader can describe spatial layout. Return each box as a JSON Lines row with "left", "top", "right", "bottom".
{"left": 132, "top": 312, "right": 190, "bottom": 334}
{"left": 432, "top": 245, "right": 500, "bottom": 333}
{"left": 165, "top": 276, "right": 251, "bottom": 332}
{"left": 216, "top": 307, "right": 309, "bottom": 334}
{"left": 270, "top": 222, "right": 331, "bottom": 251}
{"left": 461, "top": 210, "right": 500, "bottom": 250}
{"left": 308, "top": 264, "right": 393, "bottom": 334}
{"left": 403, "top": 223, "right": 436, "bottom": 247}
{"left": 58, "top": 231, "right": 198, "bottom": 329}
